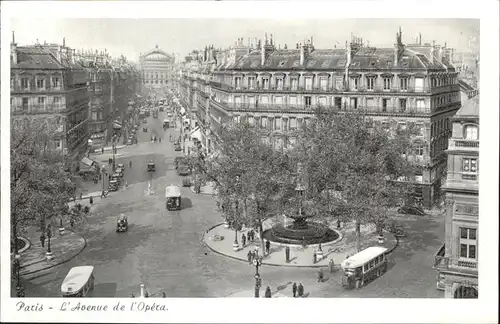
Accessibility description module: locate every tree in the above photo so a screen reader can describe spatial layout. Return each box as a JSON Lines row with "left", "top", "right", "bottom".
{"left": 295, "top": 108, "right": 418, "bottom": 251}
{"left": 191, "top": 121, "right": 293, "bottom": 254}
{"left": 11, "top": 118, "right": 82, "bottom": 250}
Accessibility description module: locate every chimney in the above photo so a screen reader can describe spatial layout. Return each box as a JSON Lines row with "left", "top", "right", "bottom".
{"left": 140, "top": 284, "right": 145, "bottom": 297}
{"left": 56, "top": 46, "right": 62, "bottom": 62}
{"left": 300, "top": 43, "right": 305, "bottom": 66}
{"left": 346, "top": 41, "right": 351, "bottom": 66}
{"left": 63, "top": 37, "right": 66, "bottom": 47}
{"left": 11, "top": 31, "right": 18, "bottom": 64}
{"left": 430, "top": 41, "right": 435, "bottom": 62}
{"left": 394, "top": 47, "right": 398, "bottom": 65}
{"left": 438, "top": 46, "right": 443, "bottom": 62}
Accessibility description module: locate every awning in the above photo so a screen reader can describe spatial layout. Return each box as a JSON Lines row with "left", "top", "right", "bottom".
{"left": 81, "top": 156, "right": 97, "bottom": 168}
{"left": 189, "top": 127, "right": 202, "bottom": 142}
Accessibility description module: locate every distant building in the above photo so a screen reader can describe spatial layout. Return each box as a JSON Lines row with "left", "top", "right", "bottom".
{"left": 434, "top": 95, "right": 479, "bottom": 298}
{"left": 10, "top": 34, "right": 89, "bottom": 160}
{"left": 140, "top": 45, "right": 175, "bottom": 98}
{"left": 191, "top": 29, "right": 461, "bottom": 207}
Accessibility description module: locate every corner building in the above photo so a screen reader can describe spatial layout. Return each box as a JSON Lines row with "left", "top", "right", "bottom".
{"left": 434, "top": 95, "right": 479, "bottom": 298}
{"left": 207, "top": 30, "right": 461, "bottom": 207}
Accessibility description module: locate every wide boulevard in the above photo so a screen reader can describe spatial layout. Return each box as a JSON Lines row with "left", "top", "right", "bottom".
{"left": 23, "top": 110, "right": 445, "bottom": 298}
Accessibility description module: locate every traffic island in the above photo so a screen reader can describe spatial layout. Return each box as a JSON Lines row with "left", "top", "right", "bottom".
{"left": 203, "top": 220, "right": 397, "bottom": 268}
{"left": 18, "top": 228, "right": 87, "bottom": 277}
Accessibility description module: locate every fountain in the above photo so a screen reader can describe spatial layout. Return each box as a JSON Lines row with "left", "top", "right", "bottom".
{"left": 262, "top": 171, "right": 339, "bottom": 245}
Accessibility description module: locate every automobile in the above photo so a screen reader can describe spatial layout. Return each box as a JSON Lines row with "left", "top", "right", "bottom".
{"left": 109, "top": 179, "right": 119, "bottom": 191}
{"left": 397, "top": 205, "right": 425, "bottom": 216}
{"left": 177, "top": 165, "right": 190, "bottom": 176}
{"left": 127, "top": 139, "right": 133, "bottom": 145}
{"left": 143, "top": 127, "right": 148, "bottom": 132}
{"left": 174, "top": 143, "right": 182, "bottom": 151}
{"left": 167, "top": 113, "right": 173, "bottom": 118}
{"left": 159, "top": 106, "right": 164, "bottom": 112}
{"left": 115, "top": 168, "right": 124, "bottom": 177}
{"left": 111, "top": 173, "right": 121, "bottom": 183}
{"left": 117, "top": 163, "right": 124, "bottom": 169}
{"left": 116, "top": 214, "right": 128, "bottom": 233}
{"left": 147, "top": 160, "right": 156, "bottom": 171}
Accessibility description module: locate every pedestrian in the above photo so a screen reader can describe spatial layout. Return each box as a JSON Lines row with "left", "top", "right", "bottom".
{"left": 102, "top": 147, "right": 104, "bottom": 154}
{"left": 70, "top": 218, "right": 75, "bottom": 228}
{"left": 247, "top": 250, "right": 253, "bottom": 264}
{"left": 297, "top": 283, "right": 304, "bottom": 297}
{"left": 162, "top": 292, "right": 166, "bottom": 298}
{"left": 129, "top": 160, "right": 133, "bottom": 168}
{"left": 313, "top": 251, "right": 317, "bottom": 264}
{"left": 292, "top": 282, "right": 297, "bottom": 298}
{"left": 265, "top": 286, "right": 272, "bottom": 298}
{"left": 250, "top": 230, "right": 254, "bottom": 241}
{"left": 241, "top": 233, "right": 246, "bottom": 247}
{"left": 285, "top": 246, "right": 290, "bottom": 263}
{"left": 337, "top": 219, "right": 341, "bottom": 229}
{"left": 318, "top": 268, "right": 324, "bottom": 283}
{"left": 131, "top": 293, "right": 135, "bottom": 298}
{"left": 329, "top": 258, "right": 335, "bottom": 273}
{"left": 40, "top": 233, "right": 46, "bottom": 248}
{"left": 159, "top": 137, "right": 162, "bottom": 143}
{"left": 265, "top": 239, "right": 270, "bottom": 254}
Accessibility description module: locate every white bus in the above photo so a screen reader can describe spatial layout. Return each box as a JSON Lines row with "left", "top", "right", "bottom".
{"left": 341, "top": 246, "right": 388, "bottom": 289}
{"left": 61, "top": 266, "right": 95, "bottom": 297}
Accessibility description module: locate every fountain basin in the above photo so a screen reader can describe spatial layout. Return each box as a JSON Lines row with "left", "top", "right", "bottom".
{"left": 262, "top": 222, "right": 339, "bottom": 245}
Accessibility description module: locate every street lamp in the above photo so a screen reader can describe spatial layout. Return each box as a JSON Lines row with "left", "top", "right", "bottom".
{"left": 295, "top": 183, "right": 306, "bottom": 216}
{"left": 14, "top": 253, "right": 20, "bottom": 287}
{"left": 253, "top": 247, "right": 263, "bottom": 298}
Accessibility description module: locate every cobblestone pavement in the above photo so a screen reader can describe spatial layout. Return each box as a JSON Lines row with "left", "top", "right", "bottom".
{"left": 21, "top": 111, "right": 445, "bottom": 298}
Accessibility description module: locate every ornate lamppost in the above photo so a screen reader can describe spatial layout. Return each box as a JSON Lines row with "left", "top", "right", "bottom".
{"left": 13, "top": 253, "right": 22, "bottom": 294}
{"left": 253, "top": 246, "right": 263, "bottom": 298}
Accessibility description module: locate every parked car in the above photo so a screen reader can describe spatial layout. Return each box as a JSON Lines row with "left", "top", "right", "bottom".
{"left": 177, "top": 165, "right": 190, "bottom": 176}
{"left": 397, "top": 205, "right": 425, "bottom": 216}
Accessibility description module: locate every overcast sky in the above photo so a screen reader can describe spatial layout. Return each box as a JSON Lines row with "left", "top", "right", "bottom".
{"left": 11, "top": 18, "right": 479, "bottom": 62}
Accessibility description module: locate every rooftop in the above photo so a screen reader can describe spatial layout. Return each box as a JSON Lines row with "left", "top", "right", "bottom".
{"left": 455, "top": 95, "right": 479, "bottom": 118}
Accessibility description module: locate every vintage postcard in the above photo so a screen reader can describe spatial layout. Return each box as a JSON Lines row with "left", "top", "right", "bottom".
{"left": 1, "top": 1, "right": 498, "bottom": 323}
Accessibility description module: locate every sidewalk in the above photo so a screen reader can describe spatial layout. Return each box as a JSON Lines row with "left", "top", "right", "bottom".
{"left": 17, "top": 226, "right": 86, "bottom": 277}
{"left": 204, "top": 218, "right": 398, "bottom": 268}
{"left": 190, "top": 182, "right": 215, "bottom": 196}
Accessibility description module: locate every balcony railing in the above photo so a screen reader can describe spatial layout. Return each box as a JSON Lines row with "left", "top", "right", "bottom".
{"left": 433, "top": 244, "right": 478, "bottom": 271}
{"left": 451, "top": 140, "right": 479, "bottom": 149}
{"left": 11, "top": 104, "right": 66, "bottom": 114}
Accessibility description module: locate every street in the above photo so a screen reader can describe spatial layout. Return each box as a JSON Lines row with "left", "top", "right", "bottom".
{"left": 22, "top": 110, "right": 445, "bottom": 298}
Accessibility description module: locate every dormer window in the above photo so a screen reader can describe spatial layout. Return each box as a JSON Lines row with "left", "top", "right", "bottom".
{"left": 464, "top": 125, "right": 478, "bottom": 140}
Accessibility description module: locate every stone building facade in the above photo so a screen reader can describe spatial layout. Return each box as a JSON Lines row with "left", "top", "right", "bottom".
{"left": 434, "top": 95, "right": 479, "bottom": 298}
{"left": 188, "top": 30, "right": 461, "bottom": 207}
{"left": 10, "top": 35, "right": 89, "bottom": 159}
{"left": 139, "top": 45, "right": 175, "bottom": 99}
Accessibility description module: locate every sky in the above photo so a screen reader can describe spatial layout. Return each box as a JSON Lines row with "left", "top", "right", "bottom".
{"left": 10, "top": 18, "right": 479, "bottom": 62}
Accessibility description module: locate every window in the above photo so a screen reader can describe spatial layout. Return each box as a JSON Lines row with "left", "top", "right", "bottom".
{"left": 416, "top": 123, "right": 424, "bottom": 136}
{"left": 462, "top": 158, "right": 477, "bottom": 173}
{"left": 366, "top": 77, "right": 375, "bottom": 90}
{"left": 459, "top": 228, "right": 477, "bottom": 260}
{"left": 235, "top": 77, "right": 242, "bottom": 88}
{"left": 350, "top": 98, "right": 358, "bottom": 109}
{"left": 262, "top": 78, "right": 269, "bottom": 89}
{"left": 465, "top": 125, "right": 478, "bottom": 140}
{"left": 416, "top": 99, "right": 425, "bottom": 111}
{"left": 274, "top": 117, "right": 281, "bottom": 130}
{"left": 261, "top": 117, "right": 268, "bottom": 128}
{"left": 22, "top": 97, "right": 29, "bottom": 107}
{"left": 415, "top": 78, "right": 424, "bottom": 92}
{"left": 334, "top": 97, "right": 342, "bottom": 109}
{"left": 366, "top": 98, "right": 374, "bottom": 108}
{"left": 399, "top": 98, "right": 407, "bottom": 112}
{"left": 335, "top": 78, "right": 343, "bottom": 90}
{"left": 37, "top": 97, "right": 45, "bottom": 105}
{"left": 383, "top": 77, "right": 391, "bottom": 90}
{"left": 248, "top": 77, "right": 255, "bottom": 89}
{"left": 351, "top": 78, "right": 358, "bottom": 90}
{"left": 21, "top": 78, "right": 29, "bottom": 89}
{"left": 320, "top": 78, "right": 328, "bottom": 91}
{"left": 382, "top": 99, "right": 389, "bottom": 111}
{"left": 289, "top": 118, "right": 297, "bottom": 129}
{"left": 291, "top": 78, "right": 298, "bottom": 90}
{"left": 55, "top": 140, "right": 62, "bottom": 149}
{"left": 400, "top": 78, "right": 408, "bottom": 90}
{"left": 304, "top": 96, "right": 312, "bottom": 108}
{"left": 53, "top": 97, "right": 61, "bottom": 106}
{"left": 37, "top": 78, "right": 45, "bottom": 89}
{"left": 305, "top": 78, "right": 313, "bottom": 91}
{"left": 52, "top": 77, "right": 60, "bottom": 88}
{"left": 415, "top": 141, "right": 424, "bottom": 156}
{"left": 276, "top": 78, "right": 284, "bottom": 90}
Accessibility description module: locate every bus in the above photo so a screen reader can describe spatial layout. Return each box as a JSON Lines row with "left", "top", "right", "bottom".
{"left": 61, "top": 266, "right": 95, "bottom": 297}
{"left": 341, "top": 246, "right": 388, "bottom": 289}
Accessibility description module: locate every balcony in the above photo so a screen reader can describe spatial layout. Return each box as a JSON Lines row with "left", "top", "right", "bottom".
{"left": 433, "top": 244, "right": 478, "bottom": 273}
{"left": 11, "top": 104, "right": 66, "bottom": 114}
{"left": 449, "top": 139, "right": 479, "bottom": 150}
{"left": 433, "top": 244, "right": 448, "bottom": 270}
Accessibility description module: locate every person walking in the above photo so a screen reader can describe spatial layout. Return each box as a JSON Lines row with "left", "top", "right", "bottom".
{"left": 298, "top": 283, "right": 304, "bottom": 297}
{"left": 129, "top": 160, "right": 133, "bottom": 168}
{"left": 40, "top": 233, "right": 46, "bottom": 248}
{"left": 318, "top": 268, "right": 324, "bottom": 283}
{"left": 241, "top": 233, "right": 246, "bottom": 247}
{"left": 292, "top": 282, "right": 297, "bottom": 298}
{"left": 247, "top": 250, "right": 253, "bottom": 264}
{"left": 265, "top": 286, "right": 272, "bottom": 298}
{"left": 265, "top": 239, "right": 271, "bottom": 255}
{"left": 329, "top": 258, "right": 335, "bottom": 273}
